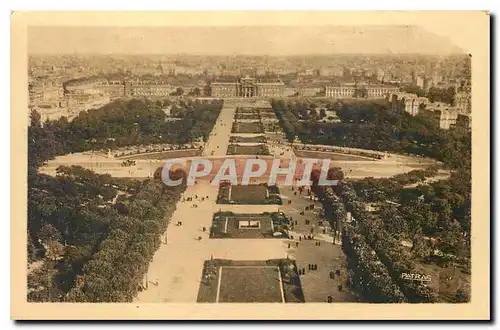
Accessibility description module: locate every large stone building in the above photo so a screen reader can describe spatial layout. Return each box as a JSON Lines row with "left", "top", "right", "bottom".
{"left": 210, "top": 76, "right": 284, "bottom": 98}
{"left": 29, "top": 82, "right": 64, "bottom": 107}
{"left": 454, "top": 81, "right": 472, "bottom": 114}
{"left": 388, "top": 92, "right": 429, "bottom": 116}
{"left": 125, "top": 79, "right": 175, "bottom": 97}
{"left": 64, "top": 93, "right": 111, "bottom": 112}
{"left": 388, "top": 92, "right": 471, "bottom": 131}
{"left": 95, "top": 80, "right": 126, "bottom": 99}
{"left": 325, "top": 83, "right": 399, "bottom": 99}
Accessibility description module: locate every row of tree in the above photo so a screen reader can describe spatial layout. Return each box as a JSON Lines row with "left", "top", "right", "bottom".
{"left": 29, "top": 98, "right": 224, "bottom": 168}
{"left": 27, "top": 96, "right": 225, "bottom": 301}
{"left": 401, "top": 85, "right": 457, "bottom": 105}
{"left": 271, "top": 98, "right": 471, "bottom": 170}
{"left": 313, "top": 179, "right": 438, "bottom": 303}
{"left": 295, "top": 97, "right": 471, "bottom": 302}
{"left": 28, "top": 166, "right": 187, "bottom": 302}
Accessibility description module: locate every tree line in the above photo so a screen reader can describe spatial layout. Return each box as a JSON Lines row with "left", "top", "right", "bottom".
{"left": 271, "top": 98, "right": 471, "bottom": 170}
{"left": 29, "top": 98, "right": 224, "bottom": 168}
{"left": 28, "top": 166, "right": 187, "bottom": 302}
{"left": 26, "top": 97, "right": 221, "bottom": 302}
{"left": 401, "top": 85, "right": 457, "bottom": 105}
{"left": 293, "top": 97, "right": 471, "bottom": 302}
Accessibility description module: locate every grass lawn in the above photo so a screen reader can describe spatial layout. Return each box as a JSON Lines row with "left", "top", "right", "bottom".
{"left": 210, "top": 214, "right": 274, "bottom": 238}
{"left": 231, "top": 185, "right": 268, "bottom": 203}
{"left": 230, "top": 135, "right": 267, "bottom": 144}
{"left": 260, "top": 112, "right": 278, "bottom": 118}
{"left": 118, "top": 149, "right": 202, "bottom": 160}
{"left": 226, "top": 144, "right": 270, "bottom": 155}
{"left": 294, "top": 149, "right": 376, "bottom": 161}
{"left": 216, "top": 184, "right": 282, "bottom": 205}
{"left": 235, "top": 113, "right": 261, "bottom": 120}
{"left": 197, "top": 259, "right": 305, "bottom": 303}
{"left": 218, "top": 266, "right": 284, "bottom": 302}
{"left": 210, "top": 212, "right": 289, "bottom": 239}
{"left": 236, "top": 108, "right": 259, "bottom": 114}
{"left": 231, "top": 122, "right": 264, "bottom": 134}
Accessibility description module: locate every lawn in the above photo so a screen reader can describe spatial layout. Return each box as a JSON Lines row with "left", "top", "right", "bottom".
{"left": 218, "top": 266, "right": 284, "bottom": 302}
{"left": 236, "top": 107, "right": 259, "bottom": 114}
{"left": 216, "top": 183, "right": 282, "bottom": 205}
{"left": 231, "top": 122, "right": 264, "bottom": 134}
{"left": 294, "top": 149, "right": 376, "bottom": 161}
{"left": 235, "top": 113, "right": 261, "bottom": 120}
{"left": 118, "top": 149, "right": 202, "bottom": 160}
{"left": 211, "top": 214, "right": 274, "bottom": 238}
{"left": 260, "top": 112, "right": 278, "bottom": 118}
{"left": 197, "top": 259, "right": 305, "bottom": 303}
{"left": 229, "top": 135, "right": 267, "bottom": 144}
{"left": 210, "top": 212, "right": 289, "bottom": 239}
{"left": 226, "top": 144, "right": 270, "bottom": 155}
{"left": 231, "top": 184, "right": 268, "bottom": 203}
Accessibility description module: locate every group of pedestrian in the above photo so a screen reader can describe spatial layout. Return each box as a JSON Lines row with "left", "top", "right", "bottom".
{"left": 329, "top": 269, "right": 342, "bottom": 279}
{"left": 308, "top": 264, "right": 318, "bottom": 271}
{"left": 182, "top": 194, "right": 210, "bottom": 209}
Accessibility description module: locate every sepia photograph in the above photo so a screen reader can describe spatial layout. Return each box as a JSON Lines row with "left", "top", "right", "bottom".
{"left": 10, "top": 11, "right": 490, "bottom": 320}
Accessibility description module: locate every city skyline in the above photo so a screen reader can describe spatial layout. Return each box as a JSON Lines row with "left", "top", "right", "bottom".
{"left": 28, "top": 25, "right": 465, "bottom": 56}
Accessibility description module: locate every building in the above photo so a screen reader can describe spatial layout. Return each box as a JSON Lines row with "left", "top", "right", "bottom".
{"left": 210, "top": 76, "right": 284, "bottom": 98}
{"left": 389, "top": 92, "right": 469, "bottom": 130}
{"left": 376, "top": 69, "right": 385, "bottom": 82}
{"left": 319, "top": 67, "right": 339, "bottom": 77}
{"left": 456, "top": 113, "right": 472, "bottom": 131}
{"left": 31, "top": 104, "right": 70, "bottom": 124}
{"left": 64, "top": 93, "right": 111, "bottom": 113}
{"left": 425, "top": 102, "right": 470, "bottom": 130}
{"left": 95, "top": 80, "right": 126, "bottom": 99}
{"left": 325, "top": 83, "right": 399, "bottom": 99}
{"left": 388, "top": 92, "right": 429, "bottom": 116}
{"left": 125, "top": 79, "right": 175, "bottom": 97}
{"left": 423, "top": 77, "right": 432, "bottom": 91}
{"left": 210, "top": 81, "right": 237, "bottom": 98}
{"left": 454, "top": 81, "right": 472, "bottom": 114}
{"left": 365, "top": 85, "right": 400, "bottom": 98}
{"left": 64, "top": 78, "right": 104, "bottom": 95}
{"left": 29, "top": 83, "right": 64, "bottom": 107}
{"left": 324, "top": 84, "right": 356, "bottom": 98}
{"left": 454, "top": 90, "right": 471, "bottom": 114}
{"left": 435, "top": 109, "right": 459, "bottom": 130}
{"left": 416, "top": 76, "right": 425, "bottom": 89}
{"left": 295, "top": 85, "right": 324, "bottom": 97}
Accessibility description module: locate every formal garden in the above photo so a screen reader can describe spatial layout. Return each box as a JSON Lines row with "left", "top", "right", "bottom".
{"left": 209, "top": 212, "right": 289, "bottom": 239}
{"left": 196, "top": 259, "right": 305, "bottom": 303}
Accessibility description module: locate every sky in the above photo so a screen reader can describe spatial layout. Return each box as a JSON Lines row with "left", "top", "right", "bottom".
{"left": 28, "top": 25, "right": 465, "bottom": 55}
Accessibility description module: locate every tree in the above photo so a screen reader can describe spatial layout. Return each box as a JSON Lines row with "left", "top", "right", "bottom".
{"left": 27, "top": 233, "right": 37, "bottom": 261}
{"left": 327, "top": 167, "right": 345, "bottom": 181}
{"left": 30, "top": 109, "right": 42, "bottom": 127}
{"left": 38, "top": 224, "right": 62, "bottom": 244}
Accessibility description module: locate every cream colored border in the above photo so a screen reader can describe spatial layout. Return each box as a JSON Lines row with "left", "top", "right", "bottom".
{"left": 11, "top": 11, "right": 490, "bottom": 320}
